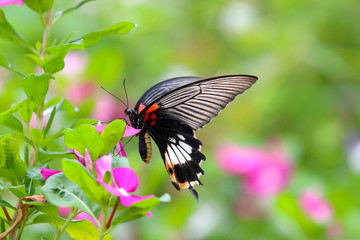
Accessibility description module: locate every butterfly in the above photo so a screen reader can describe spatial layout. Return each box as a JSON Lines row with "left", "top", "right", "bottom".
{"left": 124, "top": 75, "right": 257, "bottom": 198}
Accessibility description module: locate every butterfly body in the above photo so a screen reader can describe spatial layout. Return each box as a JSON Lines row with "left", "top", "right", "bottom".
{"left": 125, "top": 75, "right": 258, "bottom": 194}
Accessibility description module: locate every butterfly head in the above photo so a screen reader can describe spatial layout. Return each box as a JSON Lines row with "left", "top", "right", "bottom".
{"left": 124, "top": 108, "right": 144, "bottom": 129}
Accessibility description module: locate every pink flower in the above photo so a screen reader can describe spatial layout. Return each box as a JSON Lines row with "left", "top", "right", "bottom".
{"left": 92, "top": 95, "right": 124, "bottom": 122}
{"left": 0, "top": 0, "right": 24, "bottom": 6}
{"left": 65, "top": 81, "right": 96, "bottom": 104}
{"left": 216, "top": 139, "right": 292, "bottom": 197}
{"left": 94, "top": 155, "right": 153, "bottom": 207}
{"left": 299, "top": 188, "right": 333, "bottom": 223}
{"left": 58, "top": 207, "right": 101, "bottom": 227}
{"left": 40, "top": 168, "right": 62, "bottom": 180}
{"left": 62, "top": 51, "right": 88, "bottom": 76}
{"left": 29, "top": 112, "right": 50, "bottom": 130}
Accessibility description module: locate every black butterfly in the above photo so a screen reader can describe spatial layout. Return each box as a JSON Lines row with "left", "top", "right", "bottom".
{"left": 124, "top": 75, "right": 257, "bottom": 197}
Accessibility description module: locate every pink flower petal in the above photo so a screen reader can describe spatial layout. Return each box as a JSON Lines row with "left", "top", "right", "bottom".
{"left": 119, "top": 194, "right": 153, "bottom": 207}
{"left": 116, "top": 141, "right": 127, "bottom": 157}
{"left": 84, "top": 149, "right": 93, "bottom": 173}
{"left": 94, "top": 155, "right": 113, "bottom": 182}
{"left": 72, "top": 149, "right": 85, "bottom": 166}
{"left": 112, "top": 167, "right": 138, "bottom": 192}
{"left": 299, "top": 189, "right": 333, "bottom": 223}
{"left": 58, "top": 207, "right": 71, "bottom": 217}
{"left": 123, "top": 126, "right": 141, "bottom": 137}
{"left": 216, "top": 145, "right": 262, "bottom": 175}
{"left": 94, "top": 122, "right": 107, "bottom": 134}
{"left": 75, "top": 212, "right": 101, "bottom": 227}
{"left": 41, "top": 168, "right": 62, "bottom": 180}
{"left": 0, "top": 0, "right": 24, "bottom": 6}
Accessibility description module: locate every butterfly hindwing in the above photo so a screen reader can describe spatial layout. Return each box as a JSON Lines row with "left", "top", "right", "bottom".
{"left": 147, "top": 115, "right": 206, "bottom": 190}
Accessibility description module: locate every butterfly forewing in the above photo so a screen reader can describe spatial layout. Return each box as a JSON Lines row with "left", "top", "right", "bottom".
{"left": 152, "top": 75, "right": 257, "bottom": 130}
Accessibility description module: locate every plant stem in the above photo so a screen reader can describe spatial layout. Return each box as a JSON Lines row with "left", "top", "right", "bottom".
{"left": 41, "top": 9, "right": 52, "bottom": 59}
{"left": 106, "top": 198, "right": 119, "bottom": 229}
{"left": 0, "top": 196, "right": 12, "bottom": 222}
{"left": 98, "top": 209, "right": 108, "bottom": 240}
{"left": 54, "top": 208, "right": 77, "bottom": 240}
{"left": 15, "top": 217, "right": 27, "bottom": 240}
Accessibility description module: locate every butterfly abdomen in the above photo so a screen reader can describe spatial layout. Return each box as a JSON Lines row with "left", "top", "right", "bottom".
{"left": 138, "top": 131, "right": 152, "bottom": 164}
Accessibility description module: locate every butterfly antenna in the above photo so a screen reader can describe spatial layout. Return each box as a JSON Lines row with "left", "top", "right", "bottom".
{"left": 123, "top": 79, "right": 129, "bottom": 108}
{"left": 100, "top": 86, "right": 127, "bottom": 108}
{"left": 116, "top": 135, "right": 135, "bottom": 156}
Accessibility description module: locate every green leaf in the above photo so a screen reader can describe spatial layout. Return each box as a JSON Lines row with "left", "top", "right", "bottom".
{"left": 18, "top": 73, "right": 54, "bottom": 108}
{"left": 111, "top": 196, "right": 159, "bottom": 225}
{"left": 0, "top": 135, "right": 26, "bottom": 185}
{"left": 0, "top": 9, "right": 31, "bottom": 48}
{"left": 26, "top": 167, "right": 45, "bottom": 185}
{"left": 43, "top": 21, "right": 135, "bottom": 74}
{"left": 112, "top": 156, "right": 130, "bottom": 169}
{"left": 23, "top": 0, "right": 54, "bottom": 13}
{"left": 64, "top": 124, "right": 104, "bottom": 161}
{"left": 66, "top": 219, "right": 112, "bottom": 240}
{"left": 37, "top": 148, "right": 75, "bottom": 163}
{"left": 43, "top": 43, "right": 82, "bottom": 74}
{"left": 18, "top": 99, "right": 34, "bottom": 123}
{"left": 62, "top": 159, "right": 109, "bottom": 207}
{"left": 27, "top": 53, "right": 44, "bottom": 67}
{"left": 54, "top": 0, "right": 95, "bottom": 21}
{"left": 100, "top": 120, "right": 126, "bottom": 155}
{"left": 80, "top": 21, "right": 136, "bottom": 48}
{"left": 70, "top": 119, "right": 98, "bottom": 128}
{"left": 41, "top": 173, "right": 100, "bottom": 220}
{"left": 31, "top": 129, "right": 44, "bottom": 147}
{"left": 43, "top": 106, "right": 56, "bottom": 137}
{"left": 2, "top": 115, "right": 23, "bottom": 133}
{"left": 44, "top": 97, "right": 76, "bottom": 113}
{"left": 0, "top": 54, "right": 26, "bottom": 77}
{"left": 0, "top": 99, "right": 30, "bottom": 125}
{"left": 0, "top": 199, "right": 16, "bottom": 211}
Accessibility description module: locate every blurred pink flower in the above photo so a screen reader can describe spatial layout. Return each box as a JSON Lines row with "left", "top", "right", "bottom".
{"left": 65, "top": 81, "right": 96, "bottom": 104}
{"left": 326, "top": 221, "right": 343, "bottom": 239}
{"left": 94, "top": 155, "right": 153, "bottom": 208}
{"left": 29, "top": 112, "right": 50, "bottom": 129}
{"left": 0, "top": 0, "right": 23, "bottom": 6}
{"left": 40, "top": 168, "right": 62, "bottom": 180}
{"left": 62, "top": 51, "right": 88, "bottom": 75}
{"left": 216, "top": 139, "right": 292, "bottom": 197}
{"left": 299, "top": 188, "right": 333, "bottom": 223}
{"left": 92, "top": 95, "right": 124, "bottom": 122}
{"left": 58, "top": 207, "right": 102, "bottom": 227}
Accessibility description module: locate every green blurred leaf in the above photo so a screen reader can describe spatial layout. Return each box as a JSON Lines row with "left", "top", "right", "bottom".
{"left": 43, "top": 21, "right": 135, "bottom": 74}
{"left": 80, "top": 21, "right": 136, "bottom": 48}
{"left": 2, "top": 116, "right": 23, "bottom": 133}
{"left": 112, "top": 156, "right": 130, "bottom": 169}
{"left": 18, "top": 73, "right": 54, "bottom": 108}
{"left": 37, "top": 148, "right": 75, "bottom": 163}
{"left": 0, "top": 135, "right": 26, "bottom": 185}
{"left": 0, "top": 9, "right": 31, "bottom": 48}
{"left": 31, "top": 129, "right": 44, "bottom": 147}
{"left": 0, "top": 54, "right": 26, "bottom": 77}
{"left": 23, "top": 0, "right": 54, "bottom": 13}
{"left": 0, "top": 199, "right": 16, "bottom": 211}
{"left": 43, "top": 106, "right": 56, "bottom": 137}
{"left": 100, "top": 120, "right": 125, "bottom": 155}
{"left": 44, "top": 97, "right": 76, "bottom": 113}
{"left": 111, "top": 196, "right": 159, "bottom": 226}
{"left": 18, "top": 99, "right": 34, "bottom": 124}
{"left": 41, "top": 172, "right": 100, "bottom": 219}
{"left": 66, "top": 219, "right": 112, "bottom": 240}
{"left": 62, "top": 159, "right": 109, "bottom": 207}
{"left": 27, "top": 53, "right": 44, "bottom": 67}
{"left": 54, "top": 0, "right": 95, "bottom": 21}
{"left": 0, "top": 99, "right": 30, "bottom": 125}
{"left": 64, "top": 124, "right": 104, "bottom": 161}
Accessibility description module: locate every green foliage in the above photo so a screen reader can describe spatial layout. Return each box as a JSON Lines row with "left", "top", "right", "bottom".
{"left": 62, "top": 159, "right": 110, "bottom": 207}
{"left": 64, "top": 124, "right": 104, "bottom": 161}
{"left": 23, "top": 0, "right": 54, "bottom": 13}
{"left": 41, "top": 172, "right": 100, "bottom": 219}
{"left": 0, "top": 135, "right": 26, "bottom": 185}
{"left": 100, "top": 120, "right": 126, "bottom": 155}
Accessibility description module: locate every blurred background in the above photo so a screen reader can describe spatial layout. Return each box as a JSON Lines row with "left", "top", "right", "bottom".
{"left": 1, "top": 0, "right": 360, "bottom": 239}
